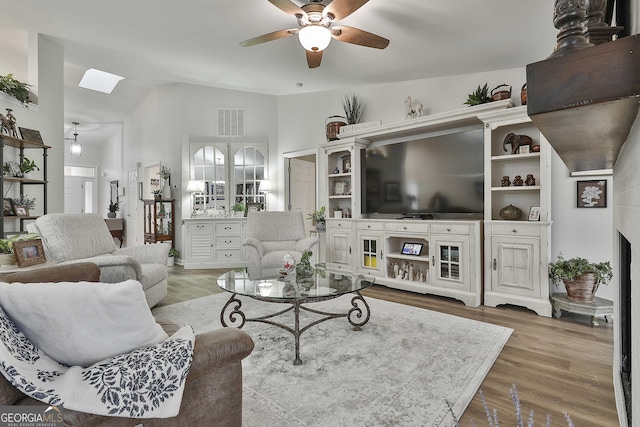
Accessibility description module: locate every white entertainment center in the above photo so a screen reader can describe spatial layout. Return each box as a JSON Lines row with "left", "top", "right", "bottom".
{"left": 322, "top": 100, "right": 553, "bottom": 316}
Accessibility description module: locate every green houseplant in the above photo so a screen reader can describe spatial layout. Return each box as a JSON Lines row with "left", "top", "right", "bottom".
{"left": 0, "top": 74, "right": 31, "bottom": 105}
{"left": 108, "top": 200, "right": 120, "bottom": 218}
{"left": 19, "top": 157, "right": 39, "bottom": 175}
{"left": 168, "top": 247, "right": 180, "bottom": 266}
{"left": 342, "top": 93, "right": 364, "bottom": 125}
{"left": 464, "top": 83, "right": 491, "bottom": 106}
{"left": 549, "top": 254, "right": 613, "bottom": 303}
{"left": 307, "top": 206, "right": 326, "bottom": 231}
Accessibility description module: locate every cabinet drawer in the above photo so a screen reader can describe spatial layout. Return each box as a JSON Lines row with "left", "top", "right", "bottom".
{"left": 215, "top": 222, "right": 242, "bottom": 236}
{"left": 491, "top": 224, "right": 541, "bottom": 237}
{"left": 215, "top": 235, "right": 242, "bottom": 248}
{"left": 187, "top": 222, "right": 214, "bottom": 232}
{"left": 384, "top": 221, "right": 429, "bottom": 233}
{"left": 215, "top": 249, "right": 242, "bottom": 261}
{"left": 328, "top": 220, "right": 352, "bottom": 229}
{"left": 356, "top": 221, "right": 384, "bottom": 231}
{"left": 431, "top": 223, "right": 470, "bottom": 235}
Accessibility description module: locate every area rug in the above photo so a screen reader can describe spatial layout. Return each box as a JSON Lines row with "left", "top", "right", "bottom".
{"left": 153, "top": 293, "right": 512, "bottom": 426}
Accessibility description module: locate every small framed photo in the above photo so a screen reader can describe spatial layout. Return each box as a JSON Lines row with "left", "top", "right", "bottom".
{"left": 401, "top": 242, "right": 423, "bottom": 256}
{"left": 3, "top": 198, "right": 15, "bottom": 216}
{"left": 528, "top": 206, "right": 541, "bottom": 221}
{"left": 518, "top": 145, "right": 530, "bottom": 154}
{"left": 577, "top": 180, "right": 607, "bottom": 208}
{"left": 245, "top": 202, "right": 261, "bottom": 216}
{"left": 13, "top": 205, "right": 29, "bottom": 217}
{"left": 13, "top": 239, "right": 47, "bottom": 268}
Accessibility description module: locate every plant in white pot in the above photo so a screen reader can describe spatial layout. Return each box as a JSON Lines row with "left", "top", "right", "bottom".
{"left": 168, "top": 247, "right": 179, "bottom": 267}
{"left": 549, "top": 254, "right": 613, "bottom": 303}
{"left": 231, "top": 202, "right": 245, "bottom": 217}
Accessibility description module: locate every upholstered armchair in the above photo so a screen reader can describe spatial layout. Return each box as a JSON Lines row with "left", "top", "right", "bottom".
{"left": 244, "top": 211, "right": 319, "bottom": 279}
{"left": 27, "top": 213, "right": 169, "bottom": 307}
{"left": 0, "top": 263, "right": 255, "bottom": 427}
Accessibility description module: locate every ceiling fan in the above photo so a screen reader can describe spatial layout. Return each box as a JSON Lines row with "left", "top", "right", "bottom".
{"left": 240, "top": 0, "right": 389, "bottom": 68}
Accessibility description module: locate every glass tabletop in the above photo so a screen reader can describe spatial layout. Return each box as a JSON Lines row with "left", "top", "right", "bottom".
{"left": 217, "top": 267, "right": 373, "bottom": 301}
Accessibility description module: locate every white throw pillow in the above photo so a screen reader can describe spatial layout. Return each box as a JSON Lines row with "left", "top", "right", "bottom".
{"left": 0, "top": 279, "right": 169, "bottom": 367}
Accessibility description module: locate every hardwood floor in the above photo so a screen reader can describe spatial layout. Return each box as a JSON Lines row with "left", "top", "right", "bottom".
{"left": 164, "top": 266, "right": 619, "bottom": 426}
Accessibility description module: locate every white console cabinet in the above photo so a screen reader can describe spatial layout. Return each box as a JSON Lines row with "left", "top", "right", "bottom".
{"left": 183, "top": 217, "right": 248, "bottom": 269}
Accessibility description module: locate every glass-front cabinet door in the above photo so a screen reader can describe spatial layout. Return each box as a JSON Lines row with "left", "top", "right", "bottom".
{"left": 190, "top": 142, "right": 268, "bottom": 215}
{"left": 356, "top": 230, "right": 384, "bottom": 276}
{"left": 430, "top": 235, "right": 469, "bottom": 290}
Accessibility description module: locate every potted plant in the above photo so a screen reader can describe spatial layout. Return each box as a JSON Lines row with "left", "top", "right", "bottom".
{"left": 168, "top": 247, "right": 179, "bottom": 267}
{"left": 0, "top": 74, "right": 31, "bottom": 105}
{"left": 549, "top": 254, "right": 613, "bottom": 303}
{"left": 308, "top": 206, "right": 326, "bottom": 231}
{"left": 342, "top": 93, "right": 364, "bottom": 125}
{"left": 108, "top": 200, "right": 120, "bottom": 218}
{"left": 464, "top": 83, "right": 491, "bottom": 106}
{"left": 19, "top": 157, "right": 39, "bottom": 177}
{"left": 11, "top": 196, "right": 36, "bottom": 210}
{"left": 232, "top": 202, "right": 245, "bottom": 217}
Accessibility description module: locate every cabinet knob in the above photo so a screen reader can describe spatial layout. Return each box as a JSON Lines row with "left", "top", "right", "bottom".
{"left": 367, "top": 225, "right": 371, "bottom": 228}
{"left": 512, "top": 229, "right": 517, "bottom": 233}
{"left": 493, "top": 259, "right": 497, "bottom": 270}
{"left": 403, "top": 226, "right": 407, "bottom": 230}
{"left": 447, "top": 228, "right": 451, "bottom": 232}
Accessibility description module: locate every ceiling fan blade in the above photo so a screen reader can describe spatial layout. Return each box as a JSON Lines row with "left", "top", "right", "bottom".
{"left": 240, "top": 29, "right": 298, "bottom": 47}
{"left": 324, "top": 0, "right": 369, "bottom": 20}
{"left": 306, "top": 50, "right": 323, "bottom": 68}
{"left": 331, "top": 26, "right": 389, "bottom": 49}
{"left": 268, "top": 0, "right": 306, "bottom": 16}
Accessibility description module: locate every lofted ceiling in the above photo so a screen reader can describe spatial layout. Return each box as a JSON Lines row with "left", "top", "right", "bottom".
{"left": 0, "top": 0, "right": 558, "bottom": 144}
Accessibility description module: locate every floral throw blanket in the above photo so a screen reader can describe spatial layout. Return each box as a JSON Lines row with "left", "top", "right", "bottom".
{"left": 0, "top": 306, "right": 194, "bottom": 419}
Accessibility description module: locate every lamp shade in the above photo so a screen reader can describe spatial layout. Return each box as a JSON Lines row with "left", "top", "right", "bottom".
{"left": 259, "top": 180, "right": 271, "bottom": 193}
{"left": 186, "top": 180, "right": 205, "bottom": 192}
{"left": 298, "top": 26, "right": 331, "bottom": 52}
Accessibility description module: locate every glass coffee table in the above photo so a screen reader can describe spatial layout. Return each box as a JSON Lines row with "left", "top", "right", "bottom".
{"left": 217, "top": 266, "right": 374, "bottom": 365}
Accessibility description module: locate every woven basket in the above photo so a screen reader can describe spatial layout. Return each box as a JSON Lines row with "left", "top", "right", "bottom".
{"left": 564, "top": 272, "right": 599, "bottom": 303}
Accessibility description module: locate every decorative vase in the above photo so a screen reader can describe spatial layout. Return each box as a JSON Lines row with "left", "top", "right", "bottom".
{"left": 499, "top": 204, "right": 522, "bottom": 220}
{"left": 315, "top": 220, "right": 326, "bottom": 231}
{"left": 564, "top": 272, "right": 599, "bottom": 303}
{"left": 107, "top": 212, "right": 116, "bottom": 218}
{"left": 0, "top": 253, "right": 16, "bottom": 266}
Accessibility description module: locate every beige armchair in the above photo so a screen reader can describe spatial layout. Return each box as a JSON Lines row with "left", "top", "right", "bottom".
{"left": 0, "top": 263, "right": 255, "bottom": 427}
{"left": 244, "top": 211, "right": 318, "bottom": 279}
{"left": 27, "top": 213, "right": 169, "bottom": 307}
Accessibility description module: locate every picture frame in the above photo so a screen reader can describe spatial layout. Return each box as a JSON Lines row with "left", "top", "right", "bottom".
{"left": 333, "top": 180, "right": 347, "bottom": 196}
{"left": 518, "top": 145, "right": 530, "bottom": 154}
{"left": 577, "top": 180, "right": 607, "bottom": 208}
{"left": 341, "top": 155, "right": 351, "bottom": 173}
{"left": 528, "top": 206, "right": 541, "bottom": 221}
{"left": 13, "top": 239, "right": 47, "bottom": 268}
{"left": 13, "top": 205, "right": 29, "bottom": 217}
{"left": 245, "top": 202, "right": 261, "bottom": 217}
{"left": 3, "top": 198, "right": 15, "bottom": 216}
{"left": 18, "top": 127, "right": 44, "bottom": 145}
{"left": 401, "top": 242, "right": 423, "bottom": 256}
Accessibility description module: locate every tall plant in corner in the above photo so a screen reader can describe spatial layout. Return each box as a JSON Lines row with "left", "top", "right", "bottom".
{"left": 342, "top": 93, "right": 364, "bottom": 125}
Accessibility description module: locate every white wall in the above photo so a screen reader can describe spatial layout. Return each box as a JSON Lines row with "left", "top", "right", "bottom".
{"left": 612, "top": 112, "right": 640, "bottom": 425}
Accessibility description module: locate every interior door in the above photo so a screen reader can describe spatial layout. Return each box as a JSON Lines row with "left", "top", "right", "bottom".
{"left": 288, "top": 156, "right": 316, "bottom": 234}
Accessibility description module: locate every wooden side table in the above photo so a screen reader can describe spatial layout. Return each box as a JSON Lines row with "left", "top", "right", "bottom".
{"left": 551, "top": 293, "right": 613, "bottom": 326}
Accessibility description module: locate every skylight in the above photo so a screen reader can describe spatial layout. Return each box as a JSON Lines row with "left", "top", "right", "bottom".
{"left": 78, "top": 68, "right": 124, "bottom": 94}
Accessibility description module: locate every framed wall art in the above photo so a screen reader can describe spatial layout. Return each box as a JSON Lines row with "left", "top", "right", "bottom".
{"left": 577, "top": 180, "right": 607, "bottom": 208}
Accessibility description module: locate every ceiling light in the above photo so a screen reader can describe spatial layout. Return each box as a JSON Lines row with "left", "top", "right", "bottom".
{"left": 69, "top": 122, "right": 81, "bottom": 156}
{"left": 78, "top": 68, "right": 124, "bottom": 94}
{"left": 298, "top": 26, "right": 331, "bottom": 52}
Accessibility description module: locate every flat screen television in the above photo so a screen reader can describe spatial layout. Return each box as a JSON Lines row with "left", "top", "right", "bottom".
{"left": 361, "top": 128, "right": 484, "bottom": 218}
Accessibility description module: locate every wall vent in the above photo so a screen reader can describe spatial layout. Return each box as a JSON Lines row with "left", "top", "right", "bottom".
{"left": 217, "top": 108, "right": 245, "bottom": 137}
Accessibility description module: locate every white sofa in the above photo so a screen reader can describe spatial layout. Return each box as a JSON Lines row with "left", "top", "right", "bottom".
{"left": 244, "top": 211, "right": 318, "bottom": 280}
{"left": 27, "top": 213, "right": 169, "bottom": 307}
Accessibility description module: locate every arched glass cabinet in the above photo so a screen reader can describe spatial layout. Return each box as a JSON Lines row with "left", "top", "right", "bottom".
{"left": 190, "top": 142, "right": 267, "bottom": 213}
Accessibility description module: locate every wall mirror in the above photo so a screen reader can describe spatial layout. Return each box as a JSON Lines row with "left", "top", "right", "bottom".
{"left": 110, "top": 180, "right": 119, "bottom": 205}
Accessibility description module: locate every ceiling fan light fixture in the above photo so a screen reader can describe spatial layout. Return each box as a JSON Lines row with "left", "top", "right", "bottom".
{"left": 298, "top": 25, "right": 331, "bottom": 52}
